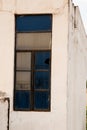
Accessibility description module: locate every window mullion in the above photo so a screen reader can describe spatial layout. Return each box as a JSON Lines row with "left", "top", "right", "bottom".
{"left": 31, "top": 52, "right": 35, "bottom": 110}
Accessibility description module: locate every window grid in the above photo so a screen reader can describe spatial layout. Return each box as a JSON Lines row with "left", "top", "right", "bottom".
{"left": 14, "top": 15, "right": 52, "bottom": 111}
{"left": 14, "top": 50, "right": 51, "bottom": 111}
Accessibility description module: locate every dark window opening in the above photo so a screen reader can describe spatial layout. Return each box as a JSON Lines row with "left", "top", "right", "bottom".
{"left": 14, "top": 15, "right": 52, "bottom": 111}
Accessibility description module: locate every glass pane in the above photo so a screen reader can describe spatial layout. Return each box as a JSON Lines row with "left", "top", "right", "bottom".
{"left": 16, "top": 52, "right": 31, "bottom": 70}
{"left": 34, "top": 91, "right": 50, "bottom": 110}
{"left": 14, "top": 90, "right": 30, "bottom": 109}
{"left": 16, "top": 72, "right": 31, "bottom": 90}
{"left": 35, "top": 52, "right": 50, "bottom": 69}
{"left": 16, "top": 15, "right": 52, "bottom": 32}
{"left": 16, "top": 32, "right": 51, "bottom": 50}
{"left": 34, "top": 72, "right": 50, "bottom": 89}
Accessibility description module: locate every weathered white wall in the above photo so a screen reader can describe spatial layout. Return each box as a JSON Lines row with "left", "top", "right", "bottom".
{"left": 68, "top": 1, "right": 87, "bottom": 130}
{"left": 0, "top": 0, "right": 86, "bottom": 130}
{"left": 0, "top": 94, "right": 9, "bottom": 130}
{"left": 0, "top": 0, "right": 69, "bottom": 130}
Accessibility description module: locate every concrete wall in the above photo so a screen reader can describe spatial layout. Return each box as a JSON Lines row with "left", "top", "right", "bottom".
{"left": 0, "top": 93, "right": 9, "bottom": 130}
{"left": 68, "top": 1, "right": 87, "bottom": 130}
{"left": 0, "top": 0, "right": 69, "bottom": 130}
{"left": 0, "top": 0, "right": 87, "bottom": 130}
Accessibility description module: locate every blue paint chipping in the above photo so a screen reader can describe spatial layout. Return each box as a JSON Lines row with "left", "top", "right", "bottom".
{"left": 16, "top": 15, "right": 52, "bottom": 32}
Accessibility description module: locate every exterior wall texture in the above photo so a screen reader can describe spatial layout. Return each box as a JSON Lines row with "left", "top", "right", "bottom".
{"left": 0, "top": 0, "right": 68, "bottom": 130}
{"left": 0, "top": 94, "right": 9, "bottom": 130}
{"left": 68, "top": 1, "right": 87, "bottom": 130}
{"left": 0, "top": 0, "right": 87, "bottom": 130}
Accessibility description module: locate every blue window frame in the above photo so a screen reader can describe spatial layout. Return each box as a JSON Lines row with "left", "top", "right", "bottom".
{"left": 14, "top": 15, "right": 52, "bottom": 111}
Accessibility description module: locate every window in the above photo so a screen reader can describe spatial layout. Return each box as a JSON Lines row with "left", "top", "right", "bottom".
{"left": 14, "top": 15, "right": 52, "bottom": 111}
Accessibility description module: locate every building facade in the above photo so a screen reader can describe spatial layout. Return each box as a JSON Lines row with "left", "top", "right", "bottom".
{"left": 0, "top": 0, "right": 87, "bottom": 130}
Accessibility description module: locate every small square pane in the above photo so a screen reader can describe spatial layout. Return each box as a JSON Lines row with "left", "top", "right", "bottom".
{"left": 34, "top": 72, "right": 50, "bottom": 89}
{"left": 35, "top": 52, "right": 50, "bottom": 69}
{"left": 14, "top": 90, "right": 30, "bottom": 110}
{"left": 34, "top": 91, "right": 50, "bottom": 110}
{"left": 16, "top": 72, "right": 31, "bottom": 90}
{"left": 17, "top": 52, "right": 31, "bottom": 70}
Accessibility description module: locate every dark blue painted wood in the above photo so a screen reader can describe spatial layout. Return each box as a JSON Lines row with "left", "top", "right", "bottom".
{"left": 34, "top": 91, "right": 49, "bottom": 109}
{"left": 16, "top": 15, "right": 52, "bottom": 32}
{"left": 35, "top": 71, "right": 50, "bottom": 89}
{"left": 15, "top": 90, "right": 30, "bottom": 109}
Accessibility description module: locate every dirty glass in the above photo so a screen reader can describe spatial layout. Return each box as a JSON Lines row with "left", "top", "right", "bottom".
{"left": 16, "top": 72, "right": 31, "bottom": 90}
{"left": 16, "top": 52, "right": 31, "bottom": 70}
{"left": 16, "top": 32, "right": 51, "bottom": 50}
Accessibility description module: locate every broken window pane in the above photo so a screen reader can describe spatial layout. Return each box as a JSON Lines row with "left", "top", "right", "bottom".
{"left": 14, "top": 15, "right": 52, "bottom": 111}
{"left": 35, "top": 52, "right": 50, "bottom": 69}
